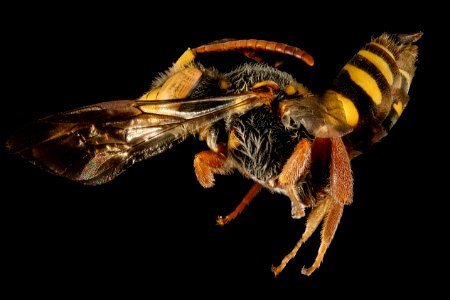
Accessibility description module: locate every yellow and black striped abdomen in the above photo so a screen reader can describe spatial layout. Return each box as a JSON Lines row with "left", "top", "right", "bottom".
{"left": 320, "top": 32, "right": 422, "bottom": 157}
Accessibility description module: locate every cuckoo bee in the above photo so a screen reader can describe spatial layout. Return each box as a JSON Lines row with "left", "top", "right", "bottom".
{"left": 6, "top": 32, "right": 422, "bottom": 276}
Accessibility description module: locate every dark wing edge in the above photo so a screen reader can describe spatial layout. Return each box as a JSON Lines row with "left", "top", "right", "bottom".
{"left": 6, "top": 94, "right": 262, "bottom": 185}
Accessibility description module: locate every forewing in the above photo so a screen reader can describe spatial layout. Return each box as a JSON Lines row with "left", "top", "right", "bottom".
{"left": 6, "top": 94, "right": 262, "bottom": 185}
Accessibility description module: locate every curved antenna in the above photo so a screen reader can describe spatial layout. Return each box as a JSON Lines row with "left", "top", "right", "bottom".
{"left": 192, "top": 39, "right": 314, "bottom": 66}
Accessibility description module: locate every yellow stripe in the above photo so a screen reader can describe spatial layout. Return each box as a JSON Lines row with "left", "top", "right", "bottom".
{"left": 393, "top": 101, "right": 403, "bottom": 115}
{"left": 358, "top": 49, "right": 394, "bottom": 85}
{"left": 399, "top": 69, "right": 412, "bottom": 88}
{"left": 371, "top": 42, "right": 395, "bottom": 60}
{"left": 335, "top": 93, "right": 359, "bottom": 127}
{"left": 343, "top": 64, "right": 382, "bottom": 105}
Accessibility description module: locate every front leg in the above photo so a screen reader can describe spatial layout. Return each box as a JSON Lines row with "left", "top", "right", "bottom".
{"left": 193, "top": 143, "right": 231, "bottom": 188}
{"left": 194, "top": 139, "right": 262, "bottom": 225}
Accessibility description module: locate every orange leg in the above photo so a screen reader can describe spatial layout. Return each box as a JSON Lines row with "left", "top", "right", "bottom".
{"left": 216, "top": 183, "right": 262, "bottom": 226}
{"left": 272, "top": 137, "right": 353, "bottom": 276}
{"left": 193, "top": 150, "right": 230, "bottom": 188}
{"left": 329, "top": 137, "right": 353, "bottom": 205}
{"left": 277, "top": 139, "right": 313, "bottom": 219}
{"left": 272, "top": 196, "right": 329, "bottom": 277}
{"left": 301, "top": 199, "right": 344, "bottom": 276}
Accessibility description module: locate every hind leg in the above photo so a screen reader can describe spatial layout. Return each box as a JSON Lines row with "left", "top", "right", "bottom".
{"left": 273, "top": 137, "right": 353, "bottom": 276}
{"left": 301, "top": 137, "right": 352, "bottom": 275}
{"left": 272, "top": 196, "right": 329, "bottom": 276}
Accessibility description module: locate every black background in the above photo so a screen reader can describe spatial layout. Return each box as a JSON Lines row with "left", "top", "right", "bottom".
{"left": 1, "top": 3, "right": 444, "bottom": 298}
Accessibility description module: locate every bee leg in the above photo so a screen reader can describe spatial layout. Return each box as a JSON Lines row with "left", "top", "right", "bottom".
{"left": 273, "top": 137, "right": 352, "bottom": 276}
{"left": 329, "top": 137, "right": 353, "bottom": 205}
{"left": 277, "top": 139, "right": 313, "bottom": 219}
{"left": 193, "top": 144, "right": 231, "bottom": 188}
{"left": 194, "top": 146, "right": 259, "bottom": 225}
{"left": 301, "top": 198, "right": 344, "bottom": 276}
{"left": 301, "top": 137, "right": 353, "bottom": 275}
{"left": 216, "top": 183, "right": 262, "bottom": 226}
{"left": 272, "top": 196, "right": 329, "bottom": 277}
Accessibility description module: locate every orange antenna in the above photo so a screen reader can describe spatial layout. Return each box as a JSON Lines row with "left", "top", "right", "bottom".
{"left": 192, "top": 39, "right": 314, "bottom": 66}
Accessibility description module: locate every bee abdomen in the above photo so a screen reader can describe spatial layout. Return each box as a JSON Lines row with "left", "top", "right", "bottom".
{"left": 321, "top": 32, "right": 421, "bottom": 154}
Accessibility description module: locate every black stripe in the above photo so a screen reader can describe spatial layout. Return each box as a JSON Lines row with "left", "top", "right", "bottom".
{"left": 331, "top": 70, "right": 380, "bottom": 152}
{"left": 343, "top": 125, "right": 378, "bottom": 154}
{"left": 331, "top": 70, "right": 376, "bottom": 123}
{"left": 400, "top": 71, "right": 411, "bottom": 92}
{"left": 349, "top": 54, "right": 391, "bottom": 98}
{"left": 364, "top": 43, "right": 399, "bottom": 77}
{"left": 382, "top": 109, "right": 399, "bottom": 132}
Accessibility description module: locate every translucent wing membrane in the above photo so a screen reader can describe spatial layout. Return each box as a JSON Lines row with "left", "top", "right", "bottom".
{"left": 6, "top": 94, "right": 262, "bottom": 185}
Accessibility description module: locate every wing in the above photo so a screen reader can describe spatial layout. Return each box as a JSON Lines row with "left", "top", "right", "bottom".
{"left": 6, "top": 94, "right": 263, "bottom": 185}
{"left": 279, "top": 96, "right": 354, "bottom": 138}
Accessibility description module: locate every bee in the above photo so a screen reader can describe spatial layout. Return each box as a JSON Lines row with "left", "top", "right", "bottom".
{"left": 5, "top": 32, "right": 422, "bottom": 276}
